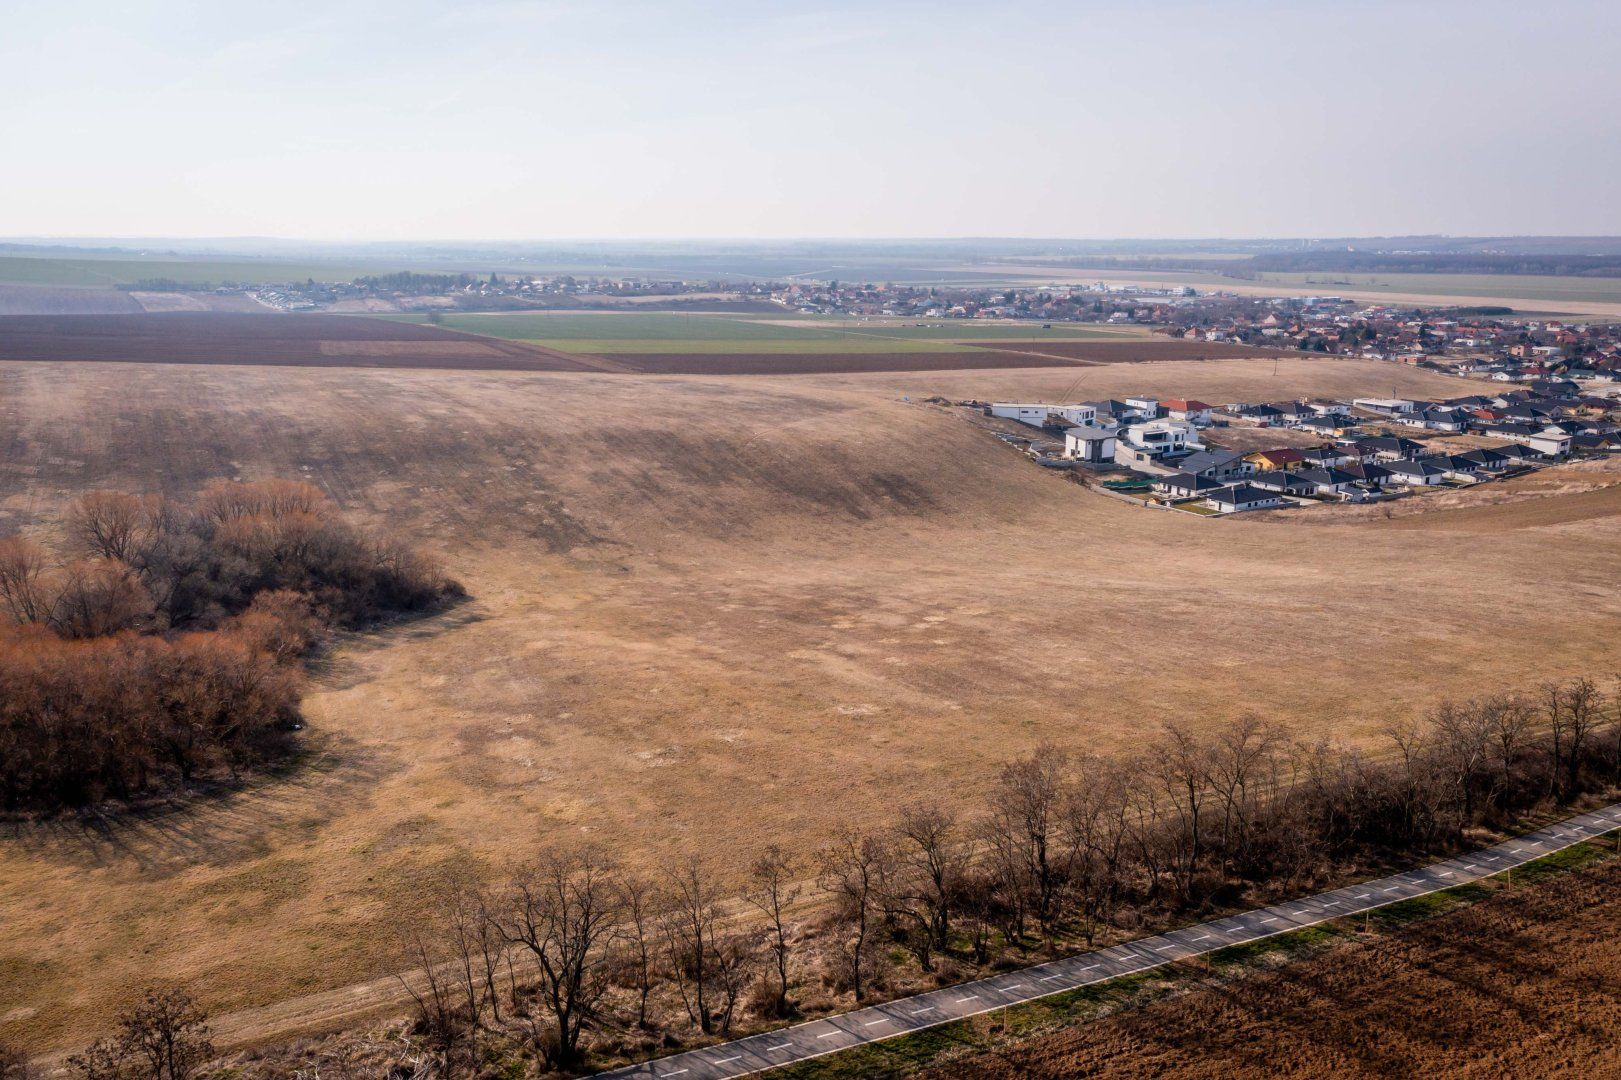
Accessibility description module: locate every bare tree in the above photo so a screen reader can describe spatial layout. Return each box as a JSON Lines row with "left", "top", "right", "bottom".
{"left": 1430, "top": 699, "right": 1493, "bottom": 821}
{"left": 616, "top": 875, "right": 661, "bottom": 1029}
{"left": 1205, "top": 716, "right": 1283, "bottom": 875}
{"left": 661, "top": 855, "right": 721, "bottom": 1034}
{"left": 1560, "top": 678, "right": 1604, "bottom": 797}
{"left": 709, "top": 928, "right": 762, "bottom": 1035}
{"left": 499, "top": 849, "right": 622, "bottom": 1072}
{"left": 743, "top": 845, "right": 800, "bottom": 1017}
{"left": 986, "top": 743, "right": 1070, "bottom": 936}
{"left": 1058, "top": 756, "right": 1133, "bottom": 941}
{"left": 895, "top": 802, "right": 969, "bottom": 954}
{"left": 818, "top": 828, "right": 883, "bottom": 1001}
{"left": 0, "top": 535, "right": 49, "bottom": 624}
{"left": 1483, "top": 692, "right": 1536, "bottom": 808}
{"left": 397, "top": 920, "right": 473, "bottom": 1072}
{"left": 68, "top": 491, "right": 165, "bottom": 568}
{"left": 47, "top": 559, "right": 154, "bottom": 639}
{"left": 1146, "top": 724, "right": 1213, "bottom": 904}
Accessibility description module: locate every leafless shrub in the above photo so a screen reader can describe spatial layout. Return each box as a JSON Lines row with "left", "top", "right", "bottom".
{"left": 68, "top": 989, "right": 213, "bottom": 1080}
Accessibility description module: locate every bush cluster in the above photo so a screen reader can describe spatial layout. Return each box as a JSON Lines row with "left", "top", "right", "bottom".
{"left": 0, "top": 481, "right": 460, "bottom": 811}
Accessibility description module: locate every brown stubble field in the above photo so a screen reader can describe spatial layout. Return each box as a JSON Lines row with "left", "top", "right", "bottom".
{"left": 923, "top": 855, "right": 1621, "bottom": 1080}
{"left": 2, "top": 356, "right": 1620, "bottom": 1054}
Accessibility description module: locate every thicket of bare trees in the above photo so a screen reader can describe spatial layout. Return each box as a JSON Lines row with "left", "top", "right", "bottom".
{"left": 0, "top": 481, "right": 460, "bottom": 811}
{"left": 376, "top": 678, "right": 1621, "bottom": 1078}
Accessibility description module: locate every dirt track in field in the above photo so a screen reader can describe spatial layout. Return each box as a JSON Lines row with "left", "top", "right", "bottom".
{"left": 924, "top": 856, "right": 1621, "bottom": 1079}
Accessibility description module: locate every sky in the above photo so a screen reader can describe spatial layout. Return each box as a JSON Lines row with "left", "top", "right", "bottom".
{"left": 4, "top": 0, "right": 1620, "bottom": 241}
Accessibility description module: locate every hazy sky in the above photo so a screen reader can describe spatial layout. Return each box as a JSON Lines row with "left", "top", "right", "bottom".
{"left": 5, "top": 0, "right": 1619, "bottom": 240}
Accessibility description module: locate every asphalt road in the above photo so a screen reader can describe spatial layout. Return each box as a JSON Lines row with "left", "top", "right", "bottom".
{"left": 593, "top": 803, "right": 1621, "bottom": 1080}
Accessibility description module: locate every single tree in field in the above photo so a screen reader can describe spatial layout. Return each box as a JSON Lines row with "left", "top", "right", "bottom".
{"left": 744, "top": 844, "right": 800, "bottom": 1017}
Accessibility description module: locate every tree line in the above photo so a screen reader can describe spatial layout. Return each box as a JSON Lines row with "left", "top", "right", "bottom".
{"left": 6, "top": 673, "right": 1616, "bottom": 1077}
{"left": 0, "top": 480, "right": 460, "bottom": 811}
{"left": 371, "top": 677, "right": 1621, "bottom": 1076}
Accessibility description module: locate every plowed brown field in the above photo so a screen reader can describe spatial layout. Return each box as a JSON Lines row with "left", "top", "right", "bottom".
{"left": 924, "top": 857, "right": 1621, "bottom": 1079}
{"left": 969, "top": 339, "right": 1315, "bottom": 362}
{"left": 0, "top": 313, "right": 603, "bottom": 371}
{"left": 599, "top": 350, "right": 1086, "bottom": 374}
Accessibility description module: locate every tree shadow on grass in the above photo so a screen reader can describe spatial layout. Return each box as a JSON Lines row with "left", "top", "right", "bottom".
{"left": 1, "top": 729, "right": 397, "bottom": 877}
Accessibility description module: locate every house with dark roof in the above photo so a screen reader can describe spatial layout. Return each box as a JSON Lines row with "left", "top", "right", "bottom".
{"left": 1572, "top": 432, "right": 1621, "bottom": 454}
{"left": 1235, "top": 402, "right": 1285, "bottom": 422}
{"left": 1299, "top": 446, "right": 1356, "bottom": 468}
{"left": 1177, "top": 449, "right": 1253, "bottom": 479}
{"left": 1457, "top": 447, "right": 1511, "bottom": 473}
{"left": 1382, "top": 458, "right": 1451, "bottom": 485}
{"left": 1295, "top": 467, "right": 1361, "bottom": 495}
{"left": 1355, "top": 436, "right": 1427, "bottom": 461}
{"left": 1296, "top": 414, "right": 1354, "bottom": 437}
{"left": 1339, "top": 461, "right": 1394, "bottom": 487}
{"left": 1420, "top": 454, "right": 1485, "bottom": 481}
{"left": 1153, "top": 472, "right": 1226, "bottom": 499}
{"left": 1247, "top": 470, "right": 1318, "bottom": 495}
{"left": 1204, "top": 484, "right": 1283, "bottom": 513}
{"left": 1417, "top": 408, "right": 1470, "bottom": 432}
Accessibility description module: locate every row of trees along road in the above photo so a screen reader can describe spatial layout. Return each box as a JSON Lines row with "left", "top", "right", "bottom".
{"left": 375, "top": 677, "right": 1621, "bottom": 1077}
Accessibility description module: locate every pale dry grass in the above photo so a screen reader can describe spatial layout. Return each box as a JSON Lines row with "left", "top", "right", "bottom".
{"left": 1, "top": 357, "right": 1618, "bottom": 1055}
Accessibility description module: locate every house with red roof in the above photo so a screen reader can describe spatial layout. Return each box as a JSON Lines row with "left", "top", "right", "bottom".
{"left": 1161, "top": 398, "right": 1214, "bottom": 426}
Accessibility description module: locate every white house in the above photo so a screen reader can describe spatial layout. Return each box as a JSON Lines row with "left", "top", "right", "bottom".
{"left": 1204, "top": 484, "right": 1283, "bottom": 513}
{"left": 1161, "top": 398, "right": 1214, "bottom": 426}
{"left": 1493, "top": 424, "right": 1573, "bottom": 458}
{"left": 1124, "top": 396, "right": 1160, "bottom": 420}
{"left": 1154, "top": 472, "right": 1226, "bottom": 499}
{"left": 1382, "top": 459, "right": 1450, "bottom": 486}
{"left": 1063, "top": 425, "right": 1118, "bottom": 463}
{"left": 1353, "top": 397, "right": 1418, "bottom": 415}
{"left": 990, "top": 402, "right": 1097, "bottom": 428}
{"left": 1113, "top": 420, "right": 1203, "bottom": 468}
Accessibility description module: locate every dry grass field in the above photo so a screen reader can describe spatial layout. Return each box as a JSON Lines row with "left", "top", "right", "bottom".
{"left": 2, "top": 355, "right": 1620, "bottom": 1056}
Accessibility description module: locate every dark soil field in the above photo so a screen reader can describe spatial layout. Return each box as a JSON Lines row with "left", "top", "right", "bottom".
{"left": 0, "top": 285, "right": 143, "bottom": 315}
{"left": 969, "top": 339, "right": 1316, "bottom": 362}
{"left": 599, "top": 350, "right": 1087, "bottom": 374}
{"left": 0, "top": 312, "right": 605, "bottom": 371}
{"left": 923, "top": 857, "right": 1621, "bottom": 1079}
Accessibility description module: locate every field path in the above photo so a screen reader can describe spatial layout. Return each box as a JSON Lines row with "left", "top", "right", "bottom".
{"left": 593, "top": 803, "right": 1621, "bottom": 1080}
